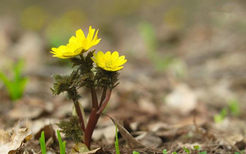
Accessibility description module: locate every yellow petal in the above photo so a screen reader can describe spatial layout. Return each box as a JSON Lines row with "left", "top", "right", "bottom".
{"left": 112, "top": 51, "right": 119, "bottom": 59}
{"left": 76, "top": 29, "right": 85, "bottom": 39}
{"left": 51, "top": 27, "right": 101, "bottom": 59}
{"left": 87, "top": 26, "right": 95, "bottom": 41}
{"left": 93, "top": 29, "right": 99, "bottom": 41}
{"left": 105, "top": 51, "right": 111, "bottom": 57}
{"left": 91, "top": 51, "right": 127, "bottom": 71}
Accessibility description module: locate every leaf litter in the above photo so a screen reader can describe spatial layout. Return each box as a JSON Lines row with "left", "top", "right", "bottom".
{"left": 1, "top": 1, "right": 246, "bottom": 153}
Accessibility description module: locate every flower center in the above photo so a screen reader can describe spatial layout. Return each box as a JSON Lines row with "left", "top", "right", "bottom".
{"left": 105, "top": 60, "right": 113, "bottom": 68}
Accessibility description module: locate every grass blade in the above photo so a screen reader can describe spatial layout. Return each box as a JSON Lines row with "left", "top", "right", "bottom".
{"left": 115, "top": 125, "right": 120, "bottom": 154}
{"left": 39, "top": 131, "right": 46, "bottom": 154}
{"left": 57, "top": 130, "right": 66, "bottom": 154}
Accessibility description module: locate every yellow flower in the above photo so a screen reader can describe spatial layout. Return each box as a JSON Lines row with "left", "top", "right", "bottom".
{"left": 51, "top": 26, "right": 101, "bottom": 59}
{"left": 92, "top": 51, "right": 127, "bottom": 71}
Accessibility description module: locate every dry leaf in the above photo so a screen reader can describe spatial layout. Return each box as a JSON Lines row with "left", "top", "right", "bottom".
{"left": 108, "top": 115, "right": 144, "bottom": 149}
{"left": 34, "top": 124, "right": 56, "bottom": 142}
{"left": 8, "top": 97, "right": 49, "bottom": 120}
{"left": 108, "top": 115, "right": 161, "bottom": 153}
{"left": 0, "top": 124, "right": 31, "bottom": 154}
{"left": 138, "top": 98, "right": 157, "bottom": 113}
{"left": 71, "top": 143, "right": 100, "bottom": 154}
{"left": 93, "top": 124, "right": 115, "bottom": 144}
{"left": 135, "top": 132, "right": 162, "bottom": 148}
{"left": 165, "top": 84, "right": 197, "bottom": 114}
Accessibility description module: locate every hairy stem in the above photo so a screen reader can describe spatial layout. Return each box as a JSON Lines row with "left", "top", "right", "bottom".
{"left": 91, "top": 87, "right": 98, "bottom": 109}
{"left": 84, "top": 88, "right": 112, "bottom": 148}
{"left": 97, "top": 89, "right": 112, "bottom": 114}
{"left": 99, "top": 87, "right": 107, "bottom": 107}
{"left": 73, "top": 100, "right": 85, "bottom": 131}
{"left": 84, "top": 108, "right": 99, "bottom": 148}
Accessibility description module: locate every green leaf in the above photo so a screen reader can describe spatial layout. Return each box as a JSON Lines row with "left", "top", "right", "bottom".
{"left": 193, "top": 145, "right": 200, "bottom": 151}
{"left": 13, "top": 60, "right": 24, "bottom": 81}
{"left": 57, "top": 130, "right": 66, "bottom": 154}
{"left": 57, "top": 116, "right": 83, "bottom": 143}
{"left": 162, "top": 149, "right": 168, "bottom": 154}
{"left": 214, "top": 108, "right": 227, "bottom": 123}
{"left": 139, "top": 22, "right": 157, "bottom": 52}
{"left": 132, "top": 151, "right": 140, "bottom": 154}
{"left": 0, "top": 60, "right": 28, "bottom": 101}
{"left": 39, "top": 131, "right": 46, "bottom": 154}
{"left": 183, "top": 147, "right": 190, "bottom": 154}
{"left": 0, "top": 71, "right": 11, "bottom": 88}
{"left": 115, "top": 125, "right": 120, "bottom": 154}
{"left": 228, "top": 99, "right": 240, "bottom": 116}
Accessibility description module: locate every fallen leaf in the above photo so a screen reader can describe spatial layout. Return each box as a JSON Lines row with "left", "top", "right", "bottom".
{"left": 34, "top": 124, "right": 56, "bottom": 143}
{"left": 8, "top": 97, "right": 50, "bottom": 120}
{"left": 135, "top": 132, "right": 162, "bottom": 148}
{"left": 92, "top": 124, "right": 115, "bottom": 144}
{"left": 108, "top": 115, "right": 161, "bottom": 153}
{"left": 0, "top": 123, "right": 31, "bottom": 154}
{"left": 71, "top": 142, "right": 100, "bottom": 154}
{"left": 138, "top": 98, "right": 157, "bottom": 113}
{"left": 165, "top": 84, "right": 197, "bottom": 114}
{"left": 107, "top": 115, "right": 144, "bottom": 149}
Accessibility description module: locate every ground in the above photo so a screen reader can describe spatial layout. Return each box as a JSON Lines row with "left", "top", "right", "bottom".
{"left": 0, "top": 0, "right": 246, "bottom": 154}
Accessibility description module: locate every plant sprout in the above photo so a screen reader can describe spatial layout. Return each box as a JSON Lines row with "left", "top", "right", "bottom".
{"left": 0, "top": 60, "right": 28, "bottom": 101}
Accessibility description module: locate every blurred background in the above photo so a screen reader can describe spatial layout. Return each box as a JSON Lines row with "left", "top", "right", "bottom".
{"left": 0, "top": 0, "right": 246, "bottom": 152}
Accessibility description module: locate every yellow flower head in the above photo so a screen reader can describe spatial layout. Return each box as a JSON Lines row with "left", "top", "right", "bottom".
{"left": 51, "top": 26, "right": 101, "bottom": 59}
{"left": 92, "top": 51, "right": 127, "bottom": 71}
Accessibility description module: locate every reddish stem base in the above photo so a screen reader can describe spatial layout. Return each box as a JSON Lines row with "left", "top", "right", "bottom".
{"left": 84, "top": 88, "right": 112, "bottom": 149}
